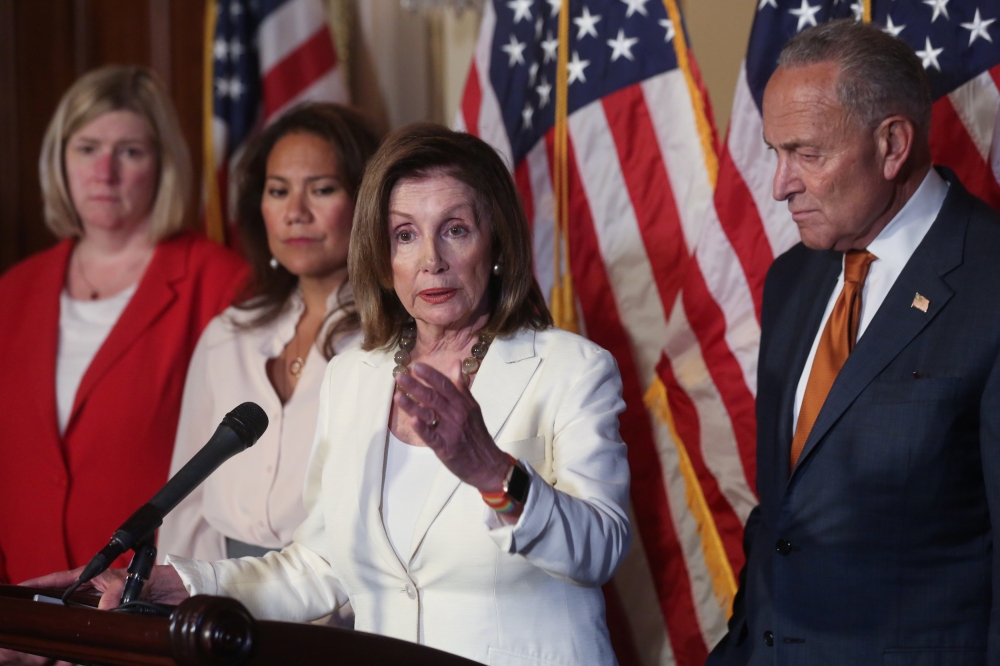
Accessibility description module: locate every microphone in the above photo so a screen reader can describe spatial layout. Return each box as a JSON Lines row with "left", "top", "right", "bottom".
{"left": 66, "top": 402, "right": 268, "bottom": 598}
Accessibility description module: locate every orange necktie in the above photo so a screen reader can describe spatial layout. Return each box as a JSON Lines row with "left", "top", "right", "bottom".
{"left": 790, "top": 250, "right": 876, "bottom": 469}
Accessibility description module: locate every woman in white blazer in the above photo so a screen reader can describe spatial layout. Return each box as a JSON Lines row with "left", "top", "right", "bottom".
{"left": 29, "top": 124, "right": 632, "bottom": 666}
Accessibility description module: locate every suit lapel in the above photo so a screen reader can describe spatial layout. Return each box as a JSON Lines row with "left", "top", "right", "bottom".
{"left": 776, "top": 251, "right": 842, "bottom": 479}
{"left": 406, "top": 328, "right": 541, "bottom": 562}
{"left": 790, "top": 181, "right": 969, "bottom": 478}
{"left": 34, "top": 241, "right": 73, "bottom": 460}
{"left": 355, "top": 349, "right": 411, "bottom": 577}
{"left": 64, "top": 235, "right": 190, "bottom": 436}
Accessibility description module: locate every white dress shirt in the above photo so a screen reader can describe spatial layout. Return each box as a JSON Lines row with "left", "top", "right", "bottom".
{"left": 56, "top": 285, "right": 137, "bottom": 434}
{"left": 793, "top": 169, "right": 949, "bottom": 429}
{"left": 157, "top": 287, "right": 359, "bottom": 562}
{"left": 382, "top": 432, "right": 441, "bottom": 565}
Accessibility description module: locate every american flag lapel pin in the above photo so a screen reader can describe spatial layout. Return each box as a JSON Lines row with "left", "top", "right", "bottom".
{"left": 911, "top": 293, "right": 930, "bottom": 313}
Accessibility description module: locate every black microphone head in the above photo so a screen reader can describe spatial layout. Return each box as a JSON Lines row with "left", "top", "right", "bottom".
{"left": 222, "top": 402, "right": 268, "bottom": 448}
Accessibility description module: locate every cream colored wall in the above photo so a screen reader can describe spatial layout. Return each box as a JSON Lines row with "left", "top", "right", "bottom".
{"left": 680, "top": 0, "right": 756, "bottom": 135}
{"left": 351, "top": 1, "right": 756, "bottom": 136}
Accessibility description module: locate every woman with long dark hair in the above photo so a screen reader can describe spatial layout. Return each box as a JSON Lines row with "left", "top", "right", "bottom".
{"left": 157, "top": 103, "right": 380, "bottom": 564}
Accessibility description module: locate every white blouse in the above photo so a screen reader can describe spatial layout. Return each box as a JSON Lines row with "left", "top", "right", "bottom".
{"left": 382, "top": 432, "right": 441, "bottom": 564}
{"left": 56, "top": 285, "right": 137, "bottom": 434}
{"left": 157, "top": 288, "right": 359, "bottom": 562}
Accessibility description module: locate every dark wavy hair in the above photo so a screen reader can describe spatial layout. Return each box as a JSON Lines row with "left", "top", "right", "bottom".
{"left": 234, "top": 102, "right": 381, "bottom": 359}
{"left": 349, "top": 123, "right": 552, "bottom": 351}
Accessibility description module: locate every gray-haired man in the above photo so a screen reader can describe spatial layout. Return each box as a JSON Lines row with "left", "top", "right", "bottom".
{"left": 708, "top": 19, "right": 1000, "bottom": 666}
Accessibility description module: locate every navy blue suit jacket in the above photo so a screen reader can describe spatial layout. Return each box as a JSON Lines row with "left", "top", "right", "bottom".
{"left": 707, "top": 169, "right": 1000, "bottom": 666}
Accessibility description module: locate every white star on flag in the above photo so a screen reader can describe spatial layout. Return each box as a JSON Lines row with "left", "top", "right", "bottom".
{"left": 507, "top": 0, "right": 533, "bottom": 24}
{"left": 915, "top": 36, "right": 944, "bottom": 70}
{"left": 567, "top": 50, "right": 590, "bottom": 84}
{"left": 883, "top": 15, "right": 905, "bottom": 37}
{"left": 607, "top": 29, "right": 639, "bottom": 61}
{"left": 213, "top": 37, "right": 229, "bottom": 61}
{"left": 546, "top": 0, "right": 560, "bottom": 17}
{"left": 850, "top": 2, "right": 863, "bottom": 20}
{"left": 923, "top": 0, "right": 950, "bottom": 23}
{"left": 535, "top": 16, "right": 544, "bottom": 39}
{"left": 229, "top": 39, "right": 244, "bottom": 60}
{"left": 659, "top": 18, "right": 675, "bottom": 42}
{"left": 529, "top": 61, "right": 539, "bottom": 85}
{"left": 789, "top": 0, "right": 821, "bottom": 32}
{"left": 522, "top": 102, "right": 534, "bottom": 129}
{"left": 536, "top": 76, "right": 552, "bottom": 108}
{"left": 757, "top": 0, "right": 777, "bottom": 9}
{"left": 961, "top": 8, "right": 995, "bottom": 45}
{"left": 214, "top": 77, "right": 229, "bottom": 97}
{"left": 230, "top": 2, "right": 243, "bottom": 17}
{"left": 501, "top": 33, "right": 527, "bottom": 67}
{"left": 621, "top": 0, "right": 649, "bottom": 18}
{"left": 574, "top": 6, "right": 602, "bottom": 40}
{"left": 541, "top": 32, "right": 559, "bottom": 63}
{"left": 227, "top": 77, "right": 245, "bottom": 99}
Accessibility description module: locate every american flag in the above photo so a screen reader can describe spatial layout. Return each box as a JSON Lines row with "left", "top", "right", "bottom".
{"left": 457, "top": 0, "right": 743, "bottom": 664}
{"left": 204, "top": 0, "right": 348, "bottom": 243}
{"left": 458, "top": 0, "right": 1000, "bottom": 664}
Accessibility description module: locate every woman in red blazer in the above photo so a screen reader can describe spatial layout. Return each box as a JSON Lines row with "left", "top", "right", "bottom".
{"left": 0, "top": 66, "right": 247, "bottom": 586}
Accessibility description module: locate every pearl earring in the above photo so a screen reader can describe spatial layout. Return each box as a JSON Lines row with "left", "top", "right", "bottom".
{"left": 269, "top": 257, "right": 279, "bottom": 270}
{"left": 492, "top": 263, "right": 502, "bottom": 275}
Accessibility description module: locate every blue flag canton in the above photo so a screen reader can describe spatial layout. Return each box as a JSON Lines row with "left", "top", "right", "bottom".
{"left": 746, "top": 1, "right": 1000, "bottom": 113}
{"left": 489, "top": 0, "right": 682, "bottom": 165}
{"left": 212, "top": 0, "right": 293, "bottom": 153}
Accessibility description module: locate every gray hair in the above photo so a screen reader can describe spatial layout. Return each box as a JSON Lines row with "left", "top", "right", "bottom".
{"left": 778, "top": 19, "right": 932, "bottom": 138}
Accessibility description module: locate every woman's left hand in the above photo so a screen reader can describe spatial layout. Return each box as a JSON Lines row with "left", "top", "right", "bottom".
{"left": 395, "top": 363, "right": 513, "bottom": 495}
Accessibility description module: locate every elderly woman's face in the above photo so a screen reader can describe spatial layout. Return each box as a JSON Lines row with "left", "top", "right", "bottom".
{"left": 64, "top": 110, "right": 158, "bottom": 233}
{"left": 390, "top": 174, "right": 493, "bottom": 332}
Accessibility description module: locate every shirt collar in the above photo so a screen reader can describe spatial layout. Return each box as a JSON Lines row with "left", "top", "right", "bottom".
{"left": 257, "top": 282, "right": 355, "bottom": 358}
{"left": 866, "top": 168, "right": 949, "bottom": 273}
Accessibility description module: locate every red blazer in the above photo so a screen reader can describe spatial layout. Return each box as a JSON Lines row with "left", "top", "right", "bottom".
{"left": 0, "top": 231, "right": 248, "bottom": 583}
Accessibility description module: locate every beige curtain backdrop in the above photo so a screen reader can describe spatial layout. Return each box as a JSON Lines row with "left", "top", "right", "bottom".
{"left": 343, "top": 0, "right": 755, "bottom": 135}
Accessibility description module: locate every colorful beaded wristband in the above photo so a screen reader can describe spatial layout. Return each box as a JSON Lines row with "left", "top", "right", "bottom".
{"left": 480, "top": 454, "right": 519, "bottom": 514}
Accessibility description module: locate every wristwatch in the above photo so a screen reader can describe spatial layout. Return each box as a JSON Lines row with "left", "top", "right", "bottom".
{"left": 503, "top": 459, "right": 531, "bottom": 504}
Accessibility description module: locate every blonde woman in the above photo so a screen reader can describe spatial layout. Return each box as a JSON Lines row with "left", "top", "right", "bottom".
{"left": 0, "top": 65, "right": 247, "bottom": 589}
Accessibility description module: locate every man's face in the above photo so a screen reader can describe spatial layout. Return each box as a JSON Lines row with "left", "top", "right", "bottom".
{"left": 763, "top": 62, "right": 892, "bottom": 251}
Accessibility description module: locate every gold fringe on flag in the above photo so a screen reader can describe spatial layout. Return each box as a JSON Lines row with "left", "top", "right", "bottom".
{"left": 549, "top": 0, "right": 579, "bottom": 333}
{"left": 644, "top": 376, "right": 739, "bottom": 617}
{"left": 659, "top": 0, "right": 718, "bottom": 187}
{"left": 203, "top": 0, "right": 226, "bottom": 245}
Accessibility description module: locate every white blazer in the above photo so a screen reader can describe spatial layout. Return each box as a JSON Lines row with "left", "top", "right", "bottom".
{"left": 168, "top": 327, "right": 632, "bottom": 666}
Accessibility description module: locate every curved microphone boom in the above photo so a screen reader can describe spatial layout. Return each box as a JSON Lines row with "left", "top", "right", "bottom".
{"left": 63, "top": 402, "right": 268, "bottom": 601}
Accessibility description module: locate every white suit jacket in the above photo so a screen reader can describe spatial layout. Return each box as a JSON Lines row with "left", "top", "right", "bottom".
{"left": 168, "top": 327, "right": 632, "bottom": 666}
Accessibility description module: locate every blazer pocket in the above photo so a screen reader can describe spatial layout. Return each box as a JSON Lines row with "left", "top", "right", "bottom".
{"left": 503, "top": 436, "right": 546, "bottom": 463}
{"left": 488, "top": 647, "right": 564, "bottom": 666}
{"left": 883, "top": 647, "right": 985, "bottom": 666}
{"left": 870, "top": 377, "right": 962, "bottom": 404}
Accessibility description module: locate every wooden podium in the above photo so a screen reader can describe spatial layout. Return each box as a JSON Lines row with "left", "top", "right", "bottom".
{"left": 0, "top": 584, "right": 478, "bottom": 665}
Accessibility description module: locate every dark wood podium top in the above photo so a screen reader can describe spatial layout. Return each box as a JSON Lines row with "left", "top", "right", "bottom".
{"left": 0, "top": 584, "right": 480, "bottom": 665}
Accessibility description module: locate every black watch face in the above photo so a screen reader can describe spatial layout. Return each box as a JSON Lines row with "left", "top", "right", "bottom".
{"left": 507, "top": 464, "right": 531, "bottom": 503}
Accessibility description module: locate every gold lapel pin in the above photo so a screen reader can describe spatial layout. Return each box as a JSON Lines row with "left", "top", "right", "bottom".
{"left": 911, "top": 293, "right": 930, "bottom": 313}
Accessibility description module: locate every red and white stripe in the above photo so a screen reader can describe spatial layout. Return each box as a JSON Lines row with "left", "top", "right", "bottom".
{"left": 212, "top": 0, "right": 347, "bottom": 229}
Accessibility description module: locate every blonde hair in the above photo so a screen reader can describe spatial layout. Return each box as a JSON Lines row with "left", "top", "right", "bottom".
{"left": 38, "top": 65, "right": 193, "bottom": 241}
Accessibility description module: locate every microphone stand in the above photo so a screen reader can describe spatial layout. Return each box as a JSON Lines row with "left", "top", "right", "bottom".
{"left": 120, "top": 536, "right": 157, "bottom": 607}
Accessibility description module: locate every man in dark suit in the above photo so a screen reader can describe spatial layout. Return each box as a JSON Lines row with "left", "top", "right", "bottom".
{"left": 708, "top": 19, "right": 1000, "bottom": 666}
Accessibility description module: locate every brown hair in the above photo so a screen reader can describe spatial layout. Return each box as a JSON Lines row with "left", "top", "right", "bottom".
{"left": 235, "top": 102, "right": 381, "bottom": 359}
{"left": 349, "top": 123, "right": 552, "bottom": 351}
{"left": 39, "top": 65, "right": 192, "bottom": 240}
